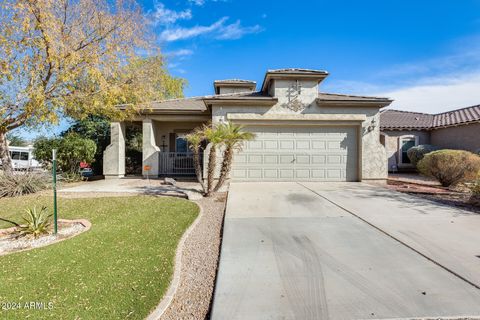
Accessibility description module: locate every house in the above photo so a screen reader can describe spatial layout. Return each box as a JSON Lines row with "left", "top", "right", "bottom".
{"left": 103, "top": 68, "right": 392, "bottom": 181}
{"left": 380, "top": 105, "right": 480, "bottom": 172}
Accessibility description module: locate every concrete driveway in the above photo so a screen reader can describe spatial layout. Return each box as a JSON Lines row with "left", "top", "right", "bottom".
{"left": 211, "top": 182, "right": 480, "bottom": 320}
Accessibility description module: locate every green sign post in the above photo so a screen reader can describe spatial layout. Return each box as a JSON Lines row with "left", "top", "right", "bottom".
{"left": 52, "top": 149, "right": 58, "bottom": 235}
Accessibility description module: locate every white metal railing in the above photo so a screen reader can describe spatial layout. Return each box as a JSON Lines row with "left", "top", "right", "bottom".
{"left": 159, "top": 152, "right": 201, "bottom": 176}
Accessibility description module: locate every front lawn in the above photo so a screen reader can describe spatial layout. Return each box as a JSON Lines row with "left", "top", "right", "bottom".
{"left": 0, "top": 195, "right": 198, "bottom": 319}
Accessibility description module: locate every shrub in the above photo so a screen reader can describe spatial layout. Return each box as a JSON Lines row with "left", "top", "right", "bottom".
{"left": 34, "top": 133, "right": 96, "bottom": 175}
{"left": 0, "top": 171, "right": 49, "bottom": 197}
{"left": 407, "top": 144, "right": 439, "bottom": 167}
{"left": 60, "top": 172, "right": 83, "bottom": 183}
{"left": 468, "top": 178, "right": 480, "bottom": 206}
{"left": 17, "top": 206, "right": 52, "bottom": 239}
{"left": 417, "top": 150, "right": 480, "bottom": 187}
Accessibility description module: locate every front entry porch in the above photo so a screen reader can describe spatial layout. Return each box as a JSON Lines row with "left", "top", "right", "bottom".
{"left": 103, "top": 116, "right": 208, "bottom": 178}
{"left": 158, "top": 152, "right": 203, "bottom": 177}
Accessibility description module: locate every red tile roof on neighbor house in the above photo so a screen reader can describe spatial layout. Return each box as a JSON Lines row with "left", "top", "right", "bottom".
{"left": 380, "top": 105, "right": 480, "bottom": 130}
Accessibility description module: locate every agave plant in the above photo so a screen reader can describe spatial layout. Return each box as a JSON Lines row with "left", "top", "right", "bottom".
{"left": 17, "top": 206, "right": 53, "bottom": 239}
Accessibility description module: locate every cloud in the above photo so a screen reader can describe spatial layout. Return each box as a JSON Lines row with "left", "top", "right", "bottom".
{"left": 160, "top": 17, "right": 227, "bottom": 41}
{"left": 323, "top": 37, "right": 480, "bottom": 114}
{"left": 188, "top": 0, "right": 205, "bottom": 5}
{"left": 159, "top": 17, "right": 262, "bottom": 42}
{"left": 188, "top": 0, "right": 227, "bottom": 6}
{"left": 150, "top": 2, "right": 192, "bottom": 25}
{"left": 216, "top": 20, "right": 263, "bottom": 40}
{"left": 374, "top": 72, "right": 480, "bottom": 114}
{"left": 164, "top": 49, "right": 194, "bottom": 57}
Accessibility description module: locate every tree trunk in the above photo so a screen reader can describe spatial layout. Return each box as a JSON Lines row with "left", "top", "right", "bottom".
{"left": 0, "top": 131, "right": 12, "bottom": 171}
{"left": 214, "top": 145, "right": 233, "bottom": 192}
{"left": 192, "top": 147, "right": 205, "bottom": 193}
{"left": 205, "top": 144, "right": 216, "bottom": 197}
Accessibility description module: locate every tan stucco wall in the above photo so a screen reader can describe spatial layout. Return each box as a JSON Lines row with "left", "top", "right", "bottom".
{"left": 430, "top": 122, "right": 480, "bottom": 152}
{"left": 211, "top": 79, "right": 388, "bottom": 180}
{"left": 381, "top": 130, "right": 430, "bottom": 171}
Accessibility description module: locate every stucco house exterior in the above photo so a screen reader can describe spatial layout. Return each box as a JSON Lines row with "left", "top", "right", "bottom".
{"left": 380, "top": 105, "right": 480, "bottom": 172}
{"left": 103, "top": 68, "right": 392, "bottom": 182}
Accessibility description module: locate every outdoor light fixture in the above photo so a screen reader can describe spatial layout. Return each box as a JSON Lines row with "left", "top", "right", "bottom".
{"left": 367, "top": 118, "right": 377, "bottom": 132}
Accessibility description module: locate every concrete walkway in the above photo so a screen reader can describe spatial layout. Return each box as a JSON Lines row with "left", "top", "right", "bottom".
{"left": 211, "top": 182, "right": 480, "bottom": 320}
{"left": 59, "top": 178, "right": 204, "bottom": 199}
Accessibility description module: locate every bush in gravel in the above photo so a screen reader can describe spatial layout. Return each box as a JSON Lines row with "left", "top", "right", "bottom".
{"left": 407, "top": 144, "right": 439, "bottom": 167}
{"left": 417, "top": 150, "right": 480, "bottom": 187}
{"left": 468, "top": 178, "right": 480, "bottom": 206}
{"left": 0, "top": 171, "right": 50, "bottom": 197}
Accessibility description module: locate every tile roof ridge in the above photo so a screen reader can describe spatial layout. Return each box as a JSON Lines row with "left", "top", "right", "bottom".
{"left": 147, "top": 91, "right": 266, "bottom": 104}
{"left": 319, "top": 92, "right": 391, "bottom": 100}
{"left": 382, "top": 109, "right": 433, "bottom": 116}
{"left": 432, "top": 104, "right": 480, "bottom": 116}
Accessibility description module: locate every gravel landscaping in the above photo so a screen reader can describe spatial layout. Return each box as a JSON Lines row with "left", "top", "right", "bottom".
{"left": 0, "top": 220, "right": 89, "bottom": 256}
{"left": 159, "top": 192, "right": 227, "bottom": 320}
{"left": 387, "top": 178, "right": 480, "bottom": 214}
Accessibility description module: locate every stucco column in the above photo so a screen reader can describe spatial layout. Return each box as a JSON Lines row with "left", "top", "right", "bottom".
{"left": 103, "top": 121, "right": 126, "bottom": 178}
{"left": 361, "top": 114, "right": 388, "bottom": 180}
{"left": 142, "top": 119, "right": 160, "bottom": 177}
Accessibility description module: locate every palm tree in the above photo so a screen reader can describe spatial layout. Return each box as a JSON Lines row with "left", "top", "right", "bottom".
{"left": 185, "top": 128, "right": 206, "bottom": 193}
{"left": 202, "top": 124, "right": 224, "bottom": 197}
{"left": 214, "top": 122, "right": 255, "bottom": 192}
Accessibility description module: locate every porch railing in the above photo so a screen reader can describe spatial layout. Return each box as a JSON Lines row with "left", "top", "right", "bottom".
{"left": 159, "top": 152, "right": 201, "bottom": 176}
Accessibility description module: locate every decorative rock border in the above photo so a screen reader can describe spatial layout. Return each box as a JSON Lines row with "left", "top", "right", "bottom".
{"left": 0, "top": 218, "right": 91, "bottom": 257}
{"left": 147, "top": 193, "right": 227, "bottom": 320}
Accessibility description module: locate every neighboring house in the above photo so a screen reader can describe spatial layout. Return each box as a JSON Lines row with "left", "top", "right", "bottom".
{"left": 104, "top": 68, "right": 392, "bottom": 182}
{"left": 380, "top": 106, "right": 480, "bottom": 172}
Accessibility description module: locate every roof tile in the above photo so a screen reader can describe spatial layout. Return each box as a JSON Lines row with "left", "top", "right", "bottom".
{"left": 381, "top": 105, "right": 480, "bottom": 130}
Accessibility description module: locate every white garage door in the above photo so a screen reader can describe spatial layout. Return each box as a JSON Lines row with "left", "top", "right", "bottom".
{"left": 232, "top": 126, "right": 358, "bottom": 181}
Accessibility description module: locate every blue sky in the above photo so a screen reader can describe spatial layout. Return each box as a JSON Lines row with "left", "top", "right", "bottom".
{"left": 150, "top": 0, "right": 480, "bottom": 112}
{"left": 16, "top": 0, "right": 480, "bottom": 139}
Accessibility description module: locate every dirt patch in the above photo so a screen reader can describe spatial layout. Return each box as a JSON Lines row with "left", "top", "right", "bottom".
{"left": 387, "top": 180, "right": 479, "bottom": 214}
{"left": 156, "top": 193, "right": 227, "bottom": 320}
{"left": 0, "top": 218, "right": 91, "bottom": 256}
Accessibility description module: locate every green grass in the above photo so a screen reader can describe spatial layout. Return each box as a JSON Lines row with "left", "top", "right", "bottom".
{"left": 0, "top": 195, "right": 199, "bottom": 319}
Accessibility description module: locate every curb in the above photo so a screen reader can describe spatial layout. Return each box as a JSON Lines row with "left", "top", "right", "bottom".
{"left": 146, "top": 201, "right": 204, "bottom": 320}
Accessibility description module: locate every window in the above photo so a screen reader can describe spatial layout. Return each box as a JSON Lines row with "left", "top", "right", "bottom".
{"left": 399, "top": 136, "right": 419, "bottom": 165}
{"left": 20, "top": 152, "right": 29, "bottom": 161}
{"left": 175, "top": 135, "right": 189, "bottom": 153}
{"left": 11, "top": 151, "right": 21, "bottom": 160}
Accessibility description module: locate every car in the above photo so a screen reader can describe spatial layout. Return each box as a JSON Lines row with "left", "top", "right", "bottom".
{"left": 80, "top": 168, "right": 94, "bottom": 178}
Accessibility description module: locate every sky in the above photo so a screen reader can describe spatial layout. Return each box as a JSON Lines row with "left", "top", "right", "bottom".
{"left": 148, "top": 0, "right": 480, "bottom": 113}
{"left": 15, "top": 0, "right": 480, "bottom": 139}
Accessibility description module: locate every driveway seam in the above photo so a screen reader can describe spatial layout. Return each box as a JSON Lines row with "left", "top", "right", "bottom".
{"left": 297, "top": 182, "right": 480, "bottom": 291}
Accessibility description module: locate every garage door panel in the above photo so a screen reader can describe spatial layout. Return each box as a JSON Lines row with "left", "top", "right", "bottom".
{"left": 312, "top": 141, "right": 326, "bottom": 149}
{"left": 295, "top": 169, "right": 310, "bottom": 179}
{"left": 279, "top": 169, "right": 294, "bottom": 179}
{"left": 264, "top": 140, "right": 278, "bottom": 149}
{"left": 233, "top": 126, "right": 358, "bottom": 182}
{"left": 264, "top": 169, "right": 278, "bottom": 179}
{"left": 296, "top": 141, "right": 310, "bottom": 149}
{"left": 279, "top": 140, "right": 294, "bottom": 149}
